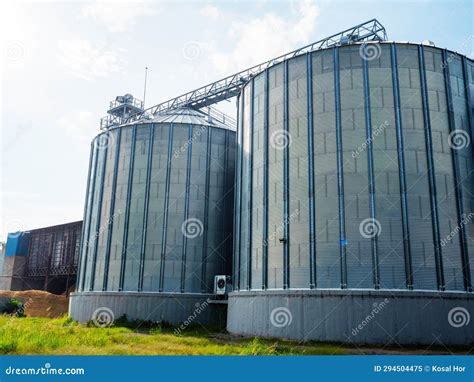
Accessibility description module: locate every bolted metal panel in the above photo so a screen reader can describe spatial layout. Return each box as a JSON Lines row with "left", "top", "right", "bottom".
{"left": 233, "top": 95, "right": 243, "bottom": 290}
{"left": 159, "top": 124, "right": 174, "bottom": 292}
{"left": 461, "top": 57, "right": 474, "bottom": 291}
{"left": 306, "top": 52, "right": 317, "bottom": 289}
{"left": 239, "top": 87, "right": 252, "bottom": 290}
{"left": 102, "top": 128, "right": 122, "bottom": 290}
{"left": 200, "top": 126, "right": 212, "bottom": 292}
{"left": 89, "top": 136, "right": 109, "bottom": 291}
{"left": 262, "top": 69, "right": 270, "bottom": 290}
{"left": 418, "top": 45, "right": 445, "bottom": 290}
{"left": 312, "top": 47, "right": 341, "bottom": 289}
{"left": 287, "top": 55, "right": 311, "bottom": 289}
{"left": 266, "top": 62, "right": 285, "bottom": 290}
{"left": 262, "top": 69, "right": 270, "bottom": 289}
{"left": 138, "top": 125, "right": 155, "bottom": 291}
{"left": 390, "top": 43, "right": 414, "bottom": 290}
{"left": 250, "top": 76, "right": 265, "bottom": 290}
{"left": 362, "top": 51, "right": 380, "bottom": 289}
{"left": 440, "top": 50, "right": 472, "bottom": 291}
{"left": 333, "top": 46, "right": 348, "bottom": 289}
{"left": 180, "top": 125, "right": 193, "bottom": 293}
{"left": 119, "top": 126, "right": 137, "bottom": 291}
{"left": 283, "top": 60, "right": 290, "bottom": 289}
{"left": 247, "top": 80, "right": 255, "bottom": 291}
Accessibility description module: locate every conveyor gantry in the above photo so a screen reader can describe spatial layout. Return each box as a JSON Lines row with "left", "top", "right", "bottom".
{"left": 101, "top": 19, "right": 387, "bottom": 129}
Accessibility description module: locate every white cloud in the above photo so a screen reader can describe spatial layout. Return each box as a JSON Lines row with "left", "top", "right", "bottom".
{"left": 57, "top": 39, "right": 126, "bottom": 81}
{"left": 81, "top": 1, "right": 158, "bottom": 33}
{"left": 200, "top": 4, "right": 220, "bottom": 20}
{"left": 209, "top": 0, "right": 320, "bottom": 75}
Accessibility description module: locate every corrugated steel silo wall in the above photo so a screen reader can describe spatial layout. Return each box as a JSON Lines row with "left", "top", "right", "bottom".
{"left": 77, "top": 123, "right": 235, "bottom": 293}
{"left": 234, "top": 43, "right": 474, "bottom": 292}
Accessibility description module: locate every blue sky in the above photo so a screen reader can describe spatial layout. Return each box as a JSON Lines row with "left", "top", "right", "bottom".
{"left": 1, "top": 0, "right": 472, "bottom": 241}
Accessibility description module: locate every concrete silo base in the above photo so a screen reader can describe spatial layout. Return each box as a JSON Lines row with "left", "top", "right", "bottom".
{"left": 227, "top": 290, "right": 474, "bottom": 346}
{"left": 70, "top": 292, "right": 226, "bottom": 326}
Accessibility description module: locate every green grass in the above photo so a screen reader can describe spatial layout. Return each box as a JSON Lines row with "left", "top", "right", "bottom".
{"left": 1, "top": 316, "right": 464, "bottom": 355}
{"left": 0, "top": 316, "right": 349, "bottom": 355}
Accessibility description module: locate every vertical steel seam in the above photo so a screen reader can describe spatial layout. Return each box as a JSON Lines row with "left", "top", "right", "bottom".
{"left": 334, "top": 47, "right": 348, "bottom": 289}
{"left": 181, "top": 124, "right": 193, "bottom": 293}
{"left": 283, "top": 60, "right": 290, "bottom": 289}
{"left": 89, "top": 134, "right": 109, "bottom": 291}
{"left": 102, "top": 128, "right": 122, "bottom": 291}
{"left": 159, "top": 123, "right": 174, "bottom": 292}
{"left": 461, "top": 56, "right": 473, "bottom": 292}
{"left": 306, "top": 52, "right": 317, "bottom": 289}
{"left": 201, "top": 126, "right": 212, "bottom": 293}
{"left": 444, "top": 51, "right": 472, "bottom": 291}
{"left": 418, "top": 45, "right": 445, "bottom": 290}
{"left": 237, "top": 94, "right": 244, "bottom": 290}
{"left": 138, "top": 124, "right": 155, "bottom": 291}
{"left": 222, "top": 130, "right": 230, "bottom": 280}
{"left": 390, "top": 44, "right": 414, "bottom": 289}
{"left": 232, "top": 95, "right": 242, "bottom": 291}
{"left": 119, "top": 126, "right": 137, "bottom": 291}
{"left": 362, "top": 55, "right": 380, "bottom": 289}
{"left": 262, "top": 69, "right": 270, "bottom": 290}
{"left": 463, "top": 57, "right": 474, "bottom": 150}
{"left": 247, "top": 79, "right": 255, "bottom": 290}
{"left": 78, "top": 142, "right": 96, "bottom": 291}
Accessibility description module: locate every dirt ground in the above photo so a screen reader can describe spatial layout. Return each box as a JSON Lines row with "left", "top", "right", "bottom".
{"left": 0, "top": 290, "right": 68, "bottom": 318}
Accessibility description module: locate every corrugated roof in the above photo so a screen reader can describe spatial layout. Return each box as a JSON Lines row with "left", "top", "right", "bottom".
{"left": 148, "top": 107, "right": 230, "bottom": 129}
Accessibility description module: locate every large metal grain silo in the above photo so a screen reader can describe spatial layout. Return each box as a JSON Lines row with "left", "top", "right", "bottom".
{"left": 70, "top": 107, "right": 235, "bottom": 325}
{"left": 228, "top": 42, "right": 474, "bottom": 345}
